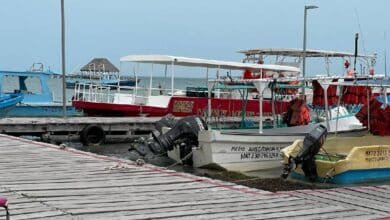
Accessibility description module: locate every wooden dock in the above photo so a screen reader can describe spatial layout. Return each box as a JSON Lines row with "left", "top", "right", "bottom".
{"left": 0, "top": 117, "right": 159, "bottom": 144}
{"left": 0, "top": 134, "right": 389, "bottom": 219}
{"left": 0, "top": 116, "right": 251, "bottom": 145}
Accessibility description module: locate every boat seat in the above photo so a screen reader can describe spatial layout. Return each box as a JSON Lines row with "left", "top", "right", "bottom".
{"left": 315, "top": 153, "right": 346, "bottom": 161}
{"left": 335, "top": 152, "right": 348, "bottom": 158}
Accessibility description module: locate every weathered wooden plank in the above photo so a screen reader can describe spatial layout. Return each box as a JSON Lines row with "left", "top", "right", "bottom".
{"left": 6, "top": 206, "right": 62, "bottom": 216}
{"left": 0, "top": 170, "right": 186, "bottom": 183}
{"left": 53, "top": 196, "right": 300, "bottom": 215}
{"left": 39, "top": 185, "right": 266, "bottom": 204}
{"left": 0, "top": 172, "right": 178, "bottom": 185}
{"left": 332, "top": 215, "right": 386, "bottom": 220}
{"left": 322, "top": 189, "right": 390, "bottom": 212}
{"left": 38, "top": 186, "right": 269, "bottom": 203}
{"left": 335, "top": 187, "right": 390, "bottom": 203}
{"left": 73, "top": 198, "right": 319, "bottom": 219}
{"left": 10, "top": 211, "right": 68, "bottom": 220}
{"left": 3, "top": 178, "right": 194, "bottom": 191}
{"left": 346, "top": 187, "right": 390, "bottom": 200}
{"left": 119, "top": 204, "right": 342, "bottom": 220}
{"left": 18, "top": 183, "right": 235, "bottom": 199}
{"left": 292, "top": 190, "right": 389, "bottom": 215}
{"left": 268, "top": 209, "right": 380, "bottom": 220}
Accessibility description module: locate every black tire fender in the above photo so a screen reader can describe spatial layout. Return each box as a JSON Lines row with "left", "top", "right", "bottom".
{"left": 80, "top": 124, "right": 105, "bottom": 146}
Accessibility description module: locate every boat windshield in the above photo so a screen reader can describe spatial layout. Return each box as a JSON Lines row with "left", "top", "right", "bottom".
{"left": 1, "top": 75, "right": 42, "bottom": 94}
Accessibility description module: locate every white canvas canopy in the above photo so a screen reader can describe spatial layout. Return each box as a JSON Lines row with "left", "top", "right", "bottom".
{"left": 239, "top": 48, "right": 375, "bottom": 58}
{"left": 120, "top": 55, "right": 300, "bottom": 73}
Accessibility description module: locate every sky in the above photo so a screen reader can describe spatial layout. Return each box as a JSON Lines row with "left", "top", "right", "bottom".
{"left": 0, "top": 0, "right": 389, "bottom": 77}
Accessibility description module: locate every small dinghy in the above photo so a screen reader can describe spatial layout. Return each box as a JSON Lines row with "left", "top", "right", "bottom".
{"left": 0, "top": 93, "right": 23, "bottom": 116}
{"left": 281, "top": 132, "right": 390, "bottom": 184}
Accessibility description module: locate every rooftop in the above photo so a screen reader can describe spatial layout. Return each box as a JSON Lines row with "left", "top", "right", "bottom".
{"left": 80, "top": 58, "right": 119, "bottom": 73}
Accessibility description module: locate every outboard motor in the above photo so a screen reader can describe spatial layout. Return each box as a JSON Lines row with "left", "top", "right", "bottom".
{"left": 129, "top": 116, "right": 207, "bottom": 164}
{"left": 282, "top": 124, "right": 327, "bottom": 182}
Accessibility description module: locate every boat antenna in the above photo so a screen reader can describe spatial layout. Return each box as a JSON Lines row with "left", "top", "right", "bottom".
{"left": 353, "top": 33, "right": 358, "bottom": 77}
{"left": 354, "top": 9, "right": 367, "bottom": 56}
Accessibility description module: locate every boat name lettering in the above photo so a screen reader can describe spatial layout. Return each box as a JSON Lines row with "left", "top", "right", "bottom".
{"left": 231, "top": 146, "right": 283, "bottom": 160}
{"left": 173, "top": 101, "right": 194, "bottom": 113}
{"left": 231, "top": 146, "right": 246, "bottom": 152}
{"left": 240, "top": 151, "right": 281, "bottom": 160}
{"left": 365, "top": 149, "right": 390, "bottom": 162}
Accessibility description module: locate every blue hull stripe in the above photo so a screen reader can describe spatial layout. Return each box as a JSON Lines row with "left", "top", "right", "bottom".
{"left": 291, "top": 168, "right": 390, "bottom": 184}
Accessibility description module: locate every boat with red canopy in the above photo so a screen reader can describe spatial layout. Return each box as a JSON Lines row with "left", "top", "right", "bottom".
{"left": 72, "top": 55, "right": 300, "bottom": 117}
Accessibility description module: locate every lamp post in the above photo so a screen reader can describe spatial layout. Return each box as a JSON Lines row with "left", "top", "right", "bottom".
{"left": 302, "top": 5, "right": 318, "bottom": 95}
{"left": 61, "top": 0, "right": 67, "bottom": 117}
{"left": 302, "top": 5, "right": 318, "bottom": 77}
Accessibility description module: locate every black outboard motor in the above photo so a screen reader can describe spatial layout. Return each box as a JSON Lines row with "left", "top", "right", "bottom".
{"left": 282, "top": 124, "right": 327, "bottom": 182}
{"left": 129, "top": 116, "right": 207, "bottom": 164}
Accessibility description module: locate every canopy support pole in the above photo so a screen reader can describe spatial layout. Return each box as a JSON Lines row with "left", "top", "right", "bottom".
{"left": 135, "top": 63, "right": 139, "bottom": 99}
{"left": 216, "top": 66, "right": 220, "bottom": 98}
{"left": 318, "top": 79, "right": 331, "bottom": 131}
{"left": 367, "top": 82, "right": 371, "bottom": 132}
{"left": 259, "top": 89, "right": 263, "bottom": 133}
{"left": 335, "top": 85, "right": 343, "bottom": 136}
{"left": 149, "top": 64, "right": 154, "bottom": 97}
{"left": 117, "top": 71, "right": 120, "bottom": 91}
{"left": 206, "top": 67, "right": 209, "bottom": 88}
{"left": 118, "top": 62, "right": 122, "bottom": 92}
{"left": 171, "top": 61, "right": 175, "bottom": 96}
{"left": 164, "top": 65, "right": 167, "bottom": 94}
{"left": 271, "top": 80, "right": 276, "bottom": 128}
{"left": 254, "top": 80, "right": 270, "bottom": 134}
{"left": 207, "top": 80, "right": 212, "bottom": 129}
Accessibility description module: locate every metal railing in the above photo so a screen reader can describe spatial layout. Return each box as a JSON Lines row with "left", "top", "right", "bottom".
{"left": 73, "top": 82, "right": 184, "bottom": 104}
{"left": 74, "top": 83, "right": 115, "bottom": 103}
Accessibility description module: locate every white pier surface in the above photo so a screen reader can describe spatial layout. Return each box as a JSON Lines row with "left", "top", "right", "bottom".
{"left": 0, "top": 134, "right": 389, "bottom": 220}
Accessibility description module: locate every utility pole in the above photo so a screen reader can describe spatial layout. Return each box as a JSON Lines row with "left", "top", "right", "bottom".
{"left": 61, "top": 0, "right": 67, "bottom": 117}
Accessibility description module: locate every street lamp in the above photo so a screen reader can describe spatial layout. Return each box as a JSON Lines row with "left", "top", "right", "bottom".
{"left": 61, "top": 0, "right": 67, "bottom": 117}
{"left": 302, "top": 5, "right": 318, "bottom": 78}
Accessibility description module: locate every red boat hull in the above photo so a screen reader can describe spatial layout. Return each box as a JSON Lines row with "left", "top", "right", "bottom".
{"left": 73, "top": 96, "right": 289, "bottom": 117}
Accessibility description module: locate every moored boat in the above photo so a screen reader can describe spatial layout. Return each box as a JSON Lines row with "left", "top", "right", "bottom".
{"left": 72, "top": 55, "right": 300, "bottom": 117}
{"left": 0, "top": 70, "right": 81, "bottom": 117}
{"left": 190, "top": 111, "right": 364, "bottom": 172}
{"left": 281, "top": 137, "right": 390, "bottom": 184}
{"left": 0, "top": 92, "right": 23, "bottom": 117}
{"left": 185, "top": 76, "right": 365, "bottom": 173}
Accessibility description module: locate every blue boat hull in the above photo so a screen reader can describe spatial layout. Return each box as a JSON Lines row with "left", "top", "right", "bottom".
{"left": 102, "top": 80, "right": 137, "bottom": 87}
{"left": 291, "top": 168, "right": 390, "bottom": 184}
{"left": 0, "top": 93, "right": 24, "bottom": 117}
{"left": 5, "top": 105, "right": 82, "bottom": 117}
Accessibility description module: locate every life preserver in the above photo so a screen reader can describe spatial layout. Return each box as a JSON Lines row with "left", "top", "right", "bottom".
{"left": 243, "top": 69, "right": 253, "bottom": 79}
{"left": 283, "top": 98, "right": 311, "bottom": 126}
{"left": 80, "top": 124, "right": 105, "bottom": 146}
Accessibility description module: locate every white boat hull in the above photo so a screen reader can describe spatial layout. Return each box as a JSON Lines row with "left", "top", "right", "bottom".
{"left": 192, "top": 129, "right": 305, "bottom": 172}
{"left": 167, "top": 114, "right": 365, "bottom": 173}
